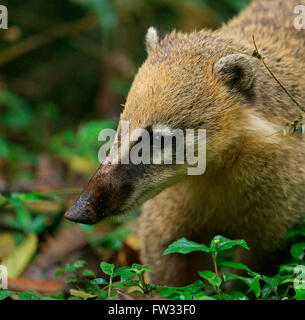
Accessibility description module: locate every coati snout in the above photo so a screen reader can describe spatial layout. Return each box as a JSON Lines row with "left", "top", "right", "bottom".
{"left": 65, "top": 162, "right": 135, "bottom": 224}
{"left": 65, "top": 156, "right": 186, "bottom": 224}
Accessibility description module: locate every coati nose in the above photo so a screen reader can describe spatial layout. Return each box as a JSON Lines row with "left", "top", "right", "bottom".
{"left": 64, "top": 191, "right": 101, "bottom": 225}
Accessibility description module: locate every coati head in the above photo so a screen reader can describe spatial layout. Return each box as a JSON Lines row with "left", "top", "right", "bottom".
{"left": 65, "top": 27, "right": 256, "bottom": 225}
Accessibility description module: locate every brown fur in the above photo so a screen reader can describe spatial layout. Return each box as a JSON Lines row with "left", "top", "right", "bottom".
{"left": 131, "top": 0, "right": 305, "bottom": 285}
{"left": 65, "top": 0, "right": 305, "bottom": 286}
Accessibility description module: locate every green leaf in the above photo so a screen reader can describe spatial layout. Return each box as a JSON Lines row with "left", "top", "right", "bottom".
{"left": 82, "top": 269, "right": 96, "bottom": 278}
{"left": 91, "top": 278, "right": 108, "bottom": 285}
{"left": 286, "top": 225, "right": 305, "bottom": 239}
{"left": 127, "top": 264, "right": 151, "bottom": 276}
{"left": 210, "top": 235, "right": 249, "bottom": 252}
{"left": 262, "top": 275, "right": 281, "bottom": 290}
{"left": 221, "top": 290, "right": 249, "bottom": 300}
{"left": 198, "top": 270, "right": 222, "bottom": 287}
{"left": 64, "top": 263, "right": 77, "bottom": 273}
{"left": 72, "top": 260, "right": 86, "bottom": 269}
{"left": 17, "top": 290, "right": 41, "bottom": 300}
{"left": 158, "top": 288, "right": 187, "bottom": 300}
{"left": 8, "top": 196, "right": 32, "bottom": 229}
{"left": 113, "top": 267, "right": 135, "bottom": 282}
{"left": 113, "top": 266, "right": 132, "bottom": 276}
{"left": 4, "top": 216, "right": 24, "bottom": 231}
{"left": 194, "top": 295, "right": 216, "bottom": 300}
{"left": 65, "top": 276, "right": 78, "bottom": 284}
{"left": 0, "top": 290, "right": 15, "bottom": 300}
{"left": 55, "top": 269, "right": 65, "bottom": 277}
{"left": 111, "top": 280, "right": 140, "bottom": 289}
{"left": 294, "top": 288, "right": 305, "bottom": 300}
{"left": 163, "top": 238, "right": 211, "bottom": 256}
{"left": 130, "top": 264, "right": 145, "bottom": 271}
{"left": 218, "top": 261, "right": 252, "bottom": 273}
{"left": 280, "top": 278, "right": 295, "bottom": 285}
{"left": 223, "top": 272, "right": 261, "bottom": 298}
{"left": 279, "top": 263, "right": 299, "bottom": 274}
{"left": 290, "top": 242, "right": 305, "bottom": 260}
{"left": 131, "top": 264, "right": 151, "bottom": 272}
{"left": 157, "top": 280, "right": 205, "bottom": 300}
{"left": 28, "top": 215, "right": 47, "bottom": 234}
{"left": 64, "top": 260, "right": 86, "bottom": 273}
{"left": 261, "top": 284, "right": 273, "bottom": 300}
{"left": 100, "top": 262, "right": 114, "bottom": 276}
{"left": 177, "top": 291, "right": 192, "bottom": 300}
{"left": 43, "top": 292, "right": 65, "bottom": 300}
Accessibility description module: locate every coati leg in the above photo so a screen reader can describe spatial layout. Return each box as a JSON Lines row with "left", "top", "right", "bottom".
{"left": 139, "top": 195, "right": 214, "bottom": 286}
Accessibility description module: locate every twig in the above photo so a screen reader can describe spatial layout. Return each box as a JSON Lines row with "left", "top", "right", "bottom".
{"left": 251, "top": 35, "right": 305, "bottom": 114}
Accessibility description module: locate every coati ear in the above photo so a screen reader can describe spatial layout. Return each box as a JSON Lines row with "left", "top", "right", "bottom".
{"left": 214, "top": 54, "right": 254, "bottom": 91}
{"left": 145, "top": 27, "right": 162, "bottom": 54}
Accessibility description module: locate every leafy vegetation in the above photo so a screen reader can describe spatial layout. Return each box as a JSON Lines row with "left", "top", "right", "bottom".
{"left": 1, "top": 226, "right": 304, "bottom": 300}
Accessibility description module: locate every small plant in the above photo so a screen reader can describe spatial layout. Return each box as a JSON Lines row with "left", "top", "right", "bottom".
{"left": 160, "top": 230, "right": 305, "bottom": 300}
{"left": 0, "top": 192, "right": 65, "bottom": 235}
{"left": 160, "top": 235, "right": 258, "bottom": 300}
{"left": 1, "top": 223, "right": 305, "bottom": 300}
{"left": 55, "top": 260, "right": 153, "bottom": 300}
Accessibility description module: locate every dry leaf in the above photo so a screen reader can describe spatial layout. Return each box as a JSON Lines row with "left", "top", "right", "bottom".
{"left": 3, "top": 233, "right": 38, "bottom": 278}
{"left": 0, "top": 232, "right": 16, "bottom": 259}
{"left": 70, "top": 289, "right": 97, "bottom": 299}
{"left": 8, "top": 277, "right": 67, "bottom": 294}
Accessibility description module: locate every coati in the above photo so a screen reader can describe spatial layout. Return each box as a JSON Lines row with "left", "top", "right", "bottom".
{"left": 65, "top": 0, "right": 305, "bottom": 286}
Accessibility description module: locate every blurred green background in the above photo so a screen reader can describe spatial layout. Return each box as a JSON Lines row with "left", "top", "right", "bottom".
{"left": 0, "top": 0, "right": 250, "bottom": 192}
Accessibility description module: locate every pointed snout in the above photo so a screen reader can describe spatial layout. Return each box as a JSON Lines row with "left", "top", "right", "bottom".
{"left": 64, "top": 163, "right": 135, "bottom": 225}
{"left": 64, "top": 191, "right": 101, "bottom": 225}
